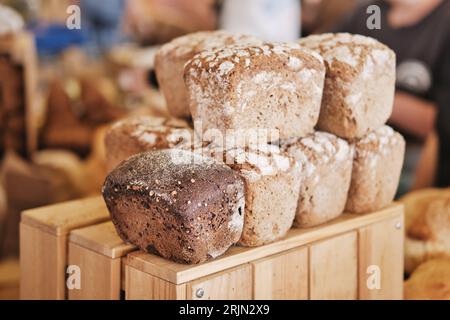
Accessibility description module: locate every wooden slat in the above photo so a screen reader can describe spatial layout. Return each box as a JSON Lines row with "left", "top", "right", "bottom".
{"left": 67, "top": 243, "right": 121, "bottom": 300}
{"left": 20, "top": 223, "right": 66, "bottom": 300}
{"left": 125, "top": 266, "right": 186, "bottom": 300}
{"left": 310, "top": 232, "right": 358, "bottom": 300}
{"left": 127, "top": 204, "right": 403, "bottom": 284}
{"left": 252, "top": 247, "right": 308, "bottom": 300}
{"left": 359, "top": 215, "right": 404, "bottom": 300}
{"left": 21, "top": 196, "right": 109, "bottom": 236}
{"left": 187, "top": 265, "right": 253, "bottom": 300}
{"left": 69, "top": 221, "right": 135, "bottom": 259}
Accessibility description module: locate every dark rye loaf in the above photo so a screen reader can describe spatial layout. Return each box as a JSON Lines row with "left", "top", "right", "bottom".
{"left": 102, "top": 149, "right": 245, "bottom": 264}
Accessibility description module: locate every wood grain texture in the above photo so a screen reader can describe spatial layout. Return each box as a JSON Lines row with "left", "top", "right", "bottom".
{"left": 252, "top": 247, "right": 308, "bottom": 300}
{"left": 125, "top": 266, "right": 186, "bottom": 300}
{"left": 127, "top": 204, "right": 403, "bottom": 284}
{"left": 69, "top": 221, "right": 135, "bottom": 259}
{"left": 21, "top": 196, "right": 109, "bottom": 236}
{"left": 68, "top": 243, "right": 121, "bottom": 300}
{"left": 359, "top": 215, "right": 404, "bottom": 300}
{"left": 310, "top": 232, "right": 358, "bottom": 300}
{"left": 20, "top": 223, "right": 66, "bottom": 300}
{"left": 187, "top": 265, "right": 253, "bottom": 300}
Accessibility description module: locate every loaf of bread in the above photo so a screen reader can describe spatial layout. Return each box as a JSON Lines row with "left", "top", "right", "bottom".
{"left": 404, "top": 258, "right": 450, "bottom": 300}
{"left": 155, "top": 31, "right": 262, "bottom": 118}
{"left": 104, "top": 116, "right": 193, "bottom": 171}
{"left": 299, "top": 33, "right": 396, "bottom": 139}
{"left": 185, "top": 43, "right": 326, "bottom": 145}
{"left": 202, "top": 144, "right": 302, "bottom": 247}
{"left": 0, "top": 4, "right": 24, "bottom": 36}
{"left": 102, "top": 149, "right": 245, "bottom": 264}
{"left": 283, "top": 132, "right": 353, "bottom": 227}
{"left": 405, "top": 198, "right": 450, "bottom": 273}
{"left": 345, "top": 126, "right": 405, "bottom": 214}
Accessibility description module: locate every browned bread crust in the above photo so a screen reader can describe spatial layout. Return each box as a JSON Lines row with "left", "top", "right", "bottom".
{"left": 103, "top": 149, "right": 245, "bottom": 264}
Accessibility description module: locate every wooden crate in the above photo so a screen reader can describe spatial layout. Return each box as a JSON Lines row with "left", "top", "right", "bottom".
{"left": 68, "top": 222, "right": 135, "bottom": 300}
{"left": 20, "top": 197, "right": 404, "bottom": 300}
{"left": 20, "top": 196, "right": 110, "bottom": 300}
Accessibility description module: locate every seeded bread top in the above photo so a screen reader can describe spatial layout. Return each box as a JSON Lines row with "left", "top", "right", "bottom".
{"left": 283, "top": 132, "right": 353, "bottom": 178}
{"left": 184, "top": 42, "right": 325, "bottom": 117}
{"left": 186, "top": 42, "right": 324, "bottom": 84}
{"left": 106, "top": 116, "right": 192, "bottom": 150}
{"left": 0, "top": 4, "right": 24, "bottom": 36}
{"left": 103, "top": 149, "right": 244, "bottom": 218}
{"left": 299, "top": 33, "right": 395, "bottom": 75}
{"left": 156, "top": 30, "right": 262, "bottom": 59}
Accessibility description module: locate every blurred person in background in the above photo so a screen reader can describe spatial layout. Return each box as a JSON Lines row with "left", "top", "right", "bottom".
{"left": 301, "top": 0, "right": 361, "bottom": 36}
{"left": 333, "top": 0, "right": 450, "bottom": 192}
{"left": 219, "top": 0, "right": 301, "bottom": 42}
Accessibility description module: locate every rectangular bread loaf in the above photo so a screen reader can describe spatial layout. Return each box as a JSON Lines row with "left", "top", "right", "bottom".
{"left": 346, "top": 126, "right": 405, "bottom": 214}
{"left": 103, "top": 149, "right": 245, "bottom": 264}
{"left": 299, "top": 33, "right": 396, "bottom": 139}
{"left": 155, "top": 31, "right": 262, "bottom": 118}
{"left": 185, "top": 43, "right": 326, "bottom": 145}
{"left": 283, "top": 132, "right": 354, "bottom": 227}
{"left": 202, "top": 144, "right": 302, "bottom": 246}
{"left": 104, "top": 116, "right": 193, "bottom": 172}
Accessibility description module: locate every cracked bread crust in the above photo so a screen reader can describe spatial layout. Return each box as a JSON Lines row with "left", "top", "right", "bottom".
{"left": 185, "top": 42, "right": 326, "bottom": 143}
{"left": 102, "top": 149, "right": 245, "bottom": 264}
{"left": 155, "top": 31, "right": 262, "bottom": 118}
{"left": 283, "top": 132, "right": 354, "bottom": 227}
{"left": 345, "top": 126, "right": 405, "bottom": 214}
{"left": 299, "top": 33, "right": 396, "bottom": 139}
{"left": 104, "top": 116, "right": 193, "bottom": 171}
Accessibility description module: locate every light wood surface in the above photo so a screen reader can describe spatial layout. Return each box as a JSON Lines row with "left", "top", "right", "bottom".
{"left": 125, "top": 266, "right": 186, "bottom": 300}
{"left": 69, "top": 221, "right": 135, "bottom": 259}
{"left": 127, "top": 204, "right": 403, "bottom": 284}
{"left": 20, "top": 196, "right": 110, "bottom": 300}
{"left": 310, "top": 232, "right": 358, "bottom": 300}
{"left": 67, "top": 222, "right": 136, "bottom": 300}
{"left": 68, "top": 243, "right": 121, "bottom": 300}
{"left": 359, "top": 216, "right": 404, "bottom": 300}
{"left": 252, "top": 247, "right": 308, "bottom": 300}
{"left": 187, "top": 265, "right": 253, "bottom": 300}
{"left": 21, "top": 196, "right": 109, "bottom": 236}
{"left": 20, "top": 223, "right": 66, "bottom": 300}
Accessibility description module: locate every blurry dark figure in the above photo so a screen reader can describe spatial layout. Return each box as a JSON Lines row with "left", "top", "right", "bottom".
{"left": 334, "top": 0, "right": 450, "bottom": 190}
{"left": 80, "top": 0, "right": 125, "bottom": 55}
{"left": 302, "top": 0, "right": 361, "bottom": 36}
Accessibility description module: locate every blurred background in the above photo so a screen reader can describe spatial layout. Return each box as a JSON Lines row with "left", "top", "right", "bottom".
{"left": 0, "top": 0, "right": 449, "bottom": 299}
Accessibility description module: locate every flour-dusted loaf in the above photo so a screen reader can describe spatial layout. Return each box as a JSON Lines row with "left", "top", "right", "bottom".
{"left": 155, "top": 31, "right": 262, "bottom": 118}
{"left": 283, "top": 132, "right": 353, "bottom": 227}
{"left": 185, "top": 43, "right": 326, "bottom": 145}
{"left": 202, "top": 144, "right": 302, "bottom": 247}
{"left": 102, "top": 149, "right": 245, "bottom": 264}
{"left": 346, "top": 126, "right": 405, "bottom": 214}
{"left": 299, "top": 33, "right": 396, "bottom": 139}
{"left": 104, "top": 116, "right": 193, "bottom": 171}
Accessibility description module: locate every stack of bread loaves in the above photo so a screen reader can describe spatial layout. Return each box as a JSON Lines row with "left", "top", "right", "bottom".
{"left": 103, "top": 31, "right": 405, "bottom": 264}
{"left": 299, "top": 33, "right": 405, "bottom": 215}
